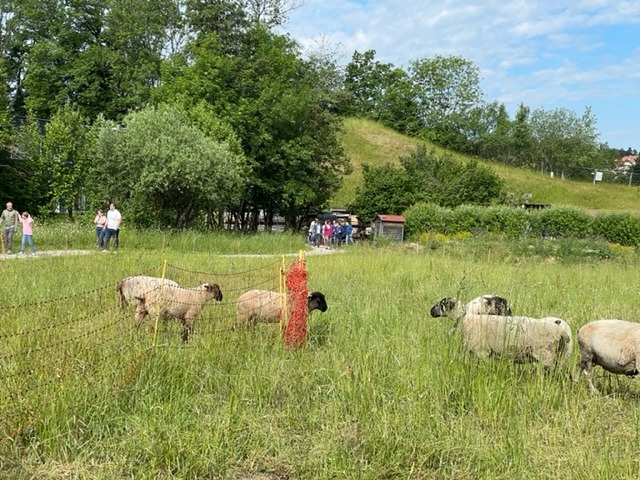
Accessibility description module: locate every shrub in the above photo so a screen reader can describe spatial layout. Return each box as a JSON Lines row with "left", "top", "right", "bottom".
{"left": 480, "top": 206, "right": 530, "bottom": 237}
{"left": 404, "top": 203, "right": 449, "bottom": 238}
{"left": 535, "top": 207, "right": 592, "bottom": 238}
{"left": 592, "top": 212, "right": 640, "bottom": 246}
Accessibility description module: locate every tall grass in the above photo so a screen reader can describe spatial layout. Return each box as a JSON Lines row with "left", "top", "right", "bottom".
{"left": 2, "top": 232, "right": 640, "bottom": 479}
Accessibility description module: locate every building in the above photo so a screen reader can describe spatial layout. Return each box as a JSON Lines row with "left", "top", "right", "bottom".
{"left": 373, "top": 214, "right": 405, "bottom": 242}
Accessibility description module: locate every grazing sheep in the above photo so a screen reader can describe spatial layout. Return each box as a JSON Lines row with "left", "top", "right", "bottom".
{"left": 236, "top": 289, "right": 328, "bottom": 325}
{"left": 430, "top": 294, "right": 513, "bottom": 319}
{"left": 577, "top": 319, "right": 640, "bottom": 394}
{"left": 134, "top": 283, "right": 223, "bottom": 341}
{"left": 431, "top": 297, "right": 572, "bottom": 367}
{"left": 116, "top": 275, "right": 179, "bottom": 308}
{"left": 460, "top": 314, "right": 572, "bottom": 367}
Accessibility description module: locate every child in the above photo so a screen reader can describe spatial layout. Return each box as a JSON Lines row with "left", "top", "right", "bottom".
{"left": 17, "top": 211, "right": 36, "bottom": 255}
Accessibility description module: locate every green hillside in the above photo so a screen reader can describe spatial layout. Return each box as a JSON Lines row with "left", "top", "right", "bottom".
{"left": 332, "top": 117, "right": 640, "bottom": 213}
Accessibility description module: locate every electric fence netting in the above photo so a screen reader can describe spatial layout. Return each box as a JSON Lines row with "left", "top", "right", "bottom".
{"left": 0, "top": 253, "right": 310, "bottom": 442}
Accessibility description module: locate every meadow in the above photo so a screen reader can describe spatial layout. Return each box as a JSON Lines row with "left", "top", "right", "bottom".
{"left": 2, "top": 227, "right": 640, "bottom": 479}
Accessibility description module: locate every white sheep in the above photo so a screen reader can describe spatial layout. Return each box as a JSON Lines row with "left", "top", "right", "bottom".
{"left": 236, "top": 289, "right": 328, "bottom": 325}
{"left": 117, "top": 275, "right": 179, "bottom": 308}
{"left": 134, "top": 283, "right": 223, "bottom": 341}
{"left": 577, "top": 319, "right": 640, "bottom": 394}
{"left": 456, "top": 314, "right": 573, "bottom": 368}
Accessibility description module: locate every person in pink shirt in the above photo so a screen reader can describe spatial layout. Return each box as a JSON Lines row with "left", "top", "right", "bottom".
{"left": 17, "top": 211, "right": 36, "bottom": 255}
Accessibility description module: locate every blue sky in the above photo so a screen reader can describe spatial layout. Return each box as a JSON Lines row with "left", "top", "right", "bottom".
{"left": 284, "top": 1, "right": 640, "bottom": 150}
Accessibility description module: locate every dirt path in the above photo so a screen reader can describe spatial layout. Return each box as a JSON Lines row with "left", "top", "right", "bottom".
{"left": 1, "top": 245, "right": 341, "bottom": 260}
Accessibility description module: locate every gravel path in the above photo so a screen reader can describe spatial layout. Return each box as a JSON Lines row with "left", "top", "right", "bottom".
{"left": 1, "top": 246, "right": 341, "bottom": 260}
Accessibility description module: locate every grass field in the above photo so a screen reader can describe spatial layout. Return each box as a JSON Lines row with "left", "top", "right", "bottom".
{"left": 2, "top": 229, "right": 640, "bottom": 479}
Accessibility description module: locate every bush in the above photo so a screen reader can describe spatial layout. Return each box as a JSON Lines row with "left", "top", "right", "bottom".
{"left": 404, "top": 203, "right": 449, "bottom": 238}
{"left": 534, "top": 207, "right": 592, "bottom": 239}
{"left": 592, "top": 212, "right": 640, "bottom": 246}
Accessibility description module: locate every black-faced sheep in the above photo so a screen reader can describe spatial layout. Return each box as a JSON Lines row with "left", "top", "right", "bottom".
{"left": 116, "top": 275, "right": 179, "bottom": 308}
{"left": 430, "top": 296, "right": 572, "bottom": 368}
{"left": 429, "top": 295, "right": 513, "bottom": 319}
{"left": 236, "top": 289, "right": 328, "bottom": 325}
{"left": 577, "top": 319, "right": 640, "bottom": 394}
{"left": 134, "top": 283, "right": 223, "bottom": 341}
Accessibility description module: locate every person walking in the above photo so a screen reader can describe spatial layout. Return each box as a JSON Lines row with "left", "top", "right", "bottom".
{"left": 102, "top": 203, "right": 121, "bottom": 252}
{"left": 17, "top": 211, "right": 36, "bottom": 255}
{"left": 94, "top": 209, "right": 107, "bottom": 249}
{"left": 0, "top": 202, "right": 20, "bottom": 254}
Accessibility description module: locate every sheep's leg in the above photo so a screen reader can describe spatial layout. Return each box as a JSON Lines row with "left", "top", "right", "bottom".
{"left": 580, "top": 356, "right": 599, "bottom": 394}
{"left": 181, "top": 317, "right": 194, "bottom": 342}
{"left": 134, "top": 301, "right": 148, "bottom": 327}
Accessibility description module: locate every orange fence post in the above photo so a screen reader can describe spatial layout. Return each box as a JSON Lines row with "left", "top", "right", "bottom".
{"left": 284, "top": 251, "right": 308, "bottom": 349}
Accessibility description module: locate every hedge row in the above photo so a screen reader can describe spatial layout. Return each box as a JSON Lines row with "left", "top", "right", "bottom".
{"left": 403, "top": 203, "right": 640, "bottom": 246}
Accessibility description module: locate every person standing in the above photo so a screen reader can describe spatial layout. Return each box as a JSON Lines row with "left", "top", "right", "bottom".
{"left": 94, "top": 209, "right": 107, "bottom": 249}
{"left": 308, "top": 219, "right": 317, "bottom": 245}
{"left": 313, "top": 219, "right": 322, "bottom": 247}
{"left": 102, "top": 203, "right": 121, "bottom": 252}
{"left": 17, "top": 211, "right": 36, "bottom": 255}
{"left": 345, "top": 221, "right": 354, "bottom": 245}
{"left": 0, "top": 202, "right": 20, "bottom": 254}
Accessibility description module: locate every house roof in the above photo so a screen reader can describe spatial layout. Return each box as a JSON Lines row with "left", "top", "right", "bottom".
{"left": 375, "top": 214, "right": 406, "bottom": 223}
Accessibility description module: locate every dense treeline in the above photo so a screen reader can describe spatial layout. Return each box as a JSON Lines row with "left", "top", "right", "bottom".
{"left": 0, "top": 0, "right": 632, "bottom": 229}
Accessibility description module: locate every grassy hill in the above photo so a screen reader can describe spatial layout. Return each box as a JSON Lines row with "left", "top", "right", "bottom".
{"left": 332, "top": 117, "right": 640, "bottom": 213}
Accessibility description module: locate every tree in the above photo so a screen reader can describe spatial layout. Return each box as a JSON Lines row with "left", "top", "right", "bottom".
{"left": 36, "top": 105, "right": 94, "bottom": 217}
{"left": 243, "top": 0, "right": 303, "bottom": 27}
{"left": 350, "top": 145, "right": 504, "bottom": 222}
{"left": 476, "top": 101, "right": 514, "bottom": 163}
{"left": 409, "top": 55, "right": 483, "bottom": 147}
{"left": 156, "top": 26, "right": 351, "bottom": 230}
{"left": 349, "top": 163, "right": 413, "bottom": 222}
{"left": 529, "top": 107, "right": 599, "bottom": 178}
{"left": 88, "top": 104, "right": 247, "bottom": 229}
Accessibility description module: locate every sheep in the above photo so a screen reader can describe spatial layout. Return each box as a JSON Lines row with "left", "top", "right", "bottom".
{"left": 134, "top": 283, "right": 223, "bottom": 341}
{"left": 116, "top": 275, "right": 179, "bottom": 308}
{"left": 236, "top": 289, "right": 328, "bottom": 325}
{"left": 577, "top": 319, "right": 640, "bottom": 394}
{"left": 430, "top": 294, "right": 513, "bottom": 319}
{"left": 453, "top": 313, "right": 573, "bottom": 368}
{"left": 430, "top": 295, "right": 572, "bottom": 368}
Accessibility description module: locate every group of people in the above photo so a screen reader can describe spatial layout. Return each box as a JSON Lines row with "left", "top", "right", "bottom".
{"left": 0, "top": 201, "right": 122, "bottom": 256}
{"left": 308, "top": 218, "right": 354, "bottom": 248}
{"left": 0, "top": 202, "right": 36, "bottom": 255}
{"left": 93, "top": 203, "right": 122, "bottom": 252}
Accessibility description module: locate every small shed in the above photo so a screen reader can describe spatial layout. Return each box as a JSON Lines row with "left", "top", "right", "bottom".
{"left": 373, "top": 214, "right": 405, "bottom": 242}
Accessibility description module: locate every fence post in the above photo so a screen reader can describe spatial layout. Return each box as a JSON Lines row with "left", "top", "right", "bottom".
{"left": 152, "top": 260, "right": 168, "bottom": 348}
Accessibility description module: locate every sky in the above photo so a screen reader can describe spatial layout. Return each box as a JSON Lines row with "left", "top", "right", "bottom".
{"left": 284, "top": 0, "right": 640, "bottom": 150}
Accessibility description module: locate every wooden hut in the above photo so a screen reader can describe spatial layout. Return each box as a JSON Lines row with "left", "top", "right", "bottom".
{"left": 373, "top": 214, "right": 405, "bottom": 242}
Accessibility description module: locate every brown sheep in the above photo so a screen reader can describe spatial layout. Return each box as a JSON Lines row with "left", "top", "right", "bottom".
{"left": 135, "top": 283, "right": 223, "bottom": 341}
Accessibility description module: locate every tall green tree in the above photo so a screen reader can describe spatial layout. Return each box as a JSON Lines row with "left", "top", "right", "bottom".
{"left": 37, "top": 105, "right": 94, "bottom": 217}
{"left": 409, "top": 55, "right": 483, "bottom": 148}
{"left": 529, "top": 107, "right": 599, "bottom": 179}
{"left": 89, "top": 104, "right": 246, "bottom": 229}
{"left": 157, "top": 26, "right": 351, "bottom": 230}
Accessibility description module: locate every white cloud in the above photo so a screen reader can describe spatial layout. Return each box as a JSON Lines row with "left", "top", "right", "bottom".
{"left": 286, "top": 0, "right": 640, "bottom": 147}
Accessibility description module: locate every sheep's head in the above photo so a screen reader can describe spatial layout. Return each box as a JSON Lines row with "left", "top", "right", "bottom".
{"left": 477, "top": 295, "right": 512, "bottom": 316}
{"left": 308, "top": 291, "right": 328, "bottom": 313}
{"left": 202, "top": 283, "right": 223, "bottom": 302}
{"left": 430, "top": 297, "right": 461, "bottom": 318}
